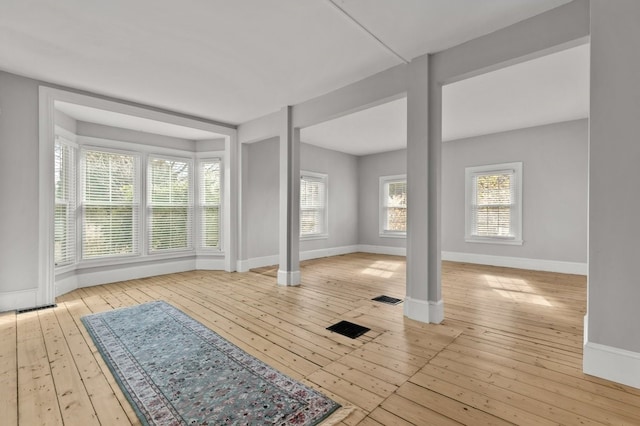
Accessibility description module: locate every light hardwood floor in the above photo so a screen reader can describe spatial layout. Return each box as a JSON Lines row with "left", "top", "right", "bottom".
{"left": 3, "top": 253, "right": 640, "bottom": 425}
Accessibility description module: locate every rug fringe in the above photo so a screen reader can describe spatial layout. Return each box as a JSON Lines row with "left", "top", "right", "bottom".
{"left": 320, "top": 405, "right": 357, "bottom": 425}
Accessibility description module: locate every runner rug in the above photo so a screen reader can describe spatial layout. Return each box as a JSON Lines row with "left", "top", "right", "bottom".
{"left": 82, "top": 300, "right": 340, "bottom": 425}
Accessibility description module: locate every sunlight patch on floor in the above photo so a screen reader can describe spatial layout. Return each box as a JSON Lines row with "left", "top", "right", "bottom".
{"left": 0, "top": 312, "right": 15, "bottom": 326}
{"left": 361, "top": 260, "right": 402, "bottom": 279}
{"left": 482, "top": 274, "right": 553, "bottom": 307}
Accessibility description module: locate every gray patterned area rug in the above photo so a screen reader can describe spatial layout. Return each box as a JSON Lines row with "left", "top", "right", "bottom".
{"left": 82, "top": 300, "right": 340, "bottom": 425}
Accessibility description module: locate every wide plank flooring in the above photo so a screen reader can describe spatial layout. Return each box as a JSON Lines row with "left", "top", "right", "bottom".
{"left": 3, "top": 253, "right": 640, "bottom": 425}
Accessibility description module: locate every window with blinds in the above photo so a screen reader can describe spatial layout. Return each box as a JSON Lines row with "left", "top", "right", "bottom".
{"left": 148, "top": 156, "right": 193, "bottom": 252}
{"left": 199, "top": 158, "right": 222, "bottom": 250}
{"left": 300, "top": 171, "right": 328, "bottom": 238}
{"left": 81, "top": 149, "right": 140, "bottom": 259}
{"left": 54, "top": 136, "right": 76, "bottom": 266}
{"left": 465, "top": 162, "right": 523, "bottom": 244}
{"left": 380, "top": 175, "right": 407, "bottom": 236}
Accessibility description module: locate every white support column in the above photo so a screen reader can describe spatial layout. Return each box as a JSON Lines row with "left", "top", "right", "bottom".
{"left": 277, "top": 106, "right": 301, "bottom": 286}
{"left": 224, "top": 133, "right": 238, "bottom": 272}
{"left": 405, "top": 54, "right": 443, "bottom": 324}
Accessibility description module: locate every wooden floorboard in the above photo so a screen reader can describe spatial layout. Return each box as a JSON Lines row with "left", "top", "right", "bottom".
{"left": 4, "top": 253, "right": 640, "bottom": 424}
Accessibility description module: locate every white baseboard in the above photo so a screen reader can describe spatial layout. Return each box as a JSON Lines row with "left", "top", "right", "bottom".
{"left": 357, "top": 245, "right": 406, "bottom": 257}
{"left": 195, "top": 257, "right": 226, "bottom": 270}
{"left": 300, "top": 245, "right": 360, "bottom": 261}
{"left": 52, "top": 255, "right": 228, "bottom": 300}
{"left": 584, "top": 341, "right": 640, "bottom": 390}
{"left": 237, "top": 255, "right": 280, "bottom": 272}
{"left": 442, "top": 251, "right": 587, "bottom": 275}
{"left": 429, "top": 299, "right": 444, "bottom": 323}
{"left": 237, "top": 245, "right": 361, "bottom": 272}
{"left": 55, "top": 275, "right": 78, "bottom": 297}
{"left": 277, "top": 270, "right": 301, "bottom": 286}
{"left": 403, "top": 297, "right": 444, "bottom": 324}
{"left": 234, "top": 246, "right": 587, "bottom": 279}
{"left": 0, "top": 288, "right": 38, "bottom": 312}
{"left": 74, "top": 258, "right": 196, "bottom": 289}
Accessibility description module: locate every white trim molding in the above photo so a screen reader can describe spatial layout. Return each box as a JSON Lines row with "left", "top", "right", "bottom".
{"left": 300, "top": 245, "right": 359, "bottom": 261}
{"left": 237, "top": 245, "right": 360, "bottom": 272}
{"left": 584, "top": 340, "right": 640, "bottom": 390}
{"left": 404, "top": 297, "right": 444, "bottom": 324}
{"left": 358, "top": 245, "right": 406, "bottom": 257}
{"left": 379, "top": 174, "right": 407, "bottom": 238}
{"left": 442, "top": 251, "right": 587, "bottom": 275}
{"left": 195, "top": 257, "right": 226, "bottom": 270}
{"left": 73, "top": 258, "right": 197, "bottom": 290}
{"left": 237, "top": 255, "right": 280, "bottom": 273}
{"left": 0, "top": 289, "right": 38, "bottom": 313}
{"left": 465, "top": 162, "right": 523, "bottom": 245}
{"left": 428, "top": 299, "right": 444, "bottom": 323}
{"left": 277, "top": 270, "right": 301, "bottom": 286}
{"left": 54, "top": 258, "right": 205, "bottom": 297}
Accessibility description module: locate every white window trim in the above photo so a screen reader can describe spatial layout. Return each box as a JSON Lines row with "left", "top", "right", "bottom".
{"left": 300, "top": 170, "right": 329, "bottom": 240}
{"left": 53, "top": 131, "right": 78, "bottom": 268}
{"left": 379, "top": 174, "right": 407, "bottom": 238}
{"left": 147, "top": 154, "right": 195, "bottom": 254}
{"left": 196, "top": 154, "right": 224, "bottom": 253}
{"left": 79, "top": 145, "right": 143, "bottom": 260}
{"left": 465, "top": 162, "right": 523, "bottom": 245}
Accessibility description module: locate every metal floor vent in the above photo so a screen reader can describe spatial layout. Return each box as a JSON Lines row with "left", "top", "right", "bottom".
{"left": 17, "top": 304, "right": 57, "bottom": 314}
{"left": 372, "top": 295, "right": 403, "bottom": 305}
{"left": 326, "top": 320, "right": 370, "bottom": 339}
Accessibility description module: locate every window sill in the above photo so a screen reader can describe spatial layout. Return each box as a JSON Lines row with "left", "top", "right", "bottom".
{"left": 300, "top": 234, "right": 328, "bottom": 241}
{"left": 379, "top": 232, "right": 407, "bottom": 239}
{"left": 196, "top": 249, "right": 225, "bottom": 256}
{"left": 465, "top": 237, "right": 523, "bottom": 246}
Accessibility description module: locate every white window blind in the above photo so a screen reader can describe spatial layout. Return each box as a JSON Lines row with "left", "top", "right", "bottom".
{"left": 300, "top": 172, "right": 327, "bottom": 237}
{"left": 81, "top": 149, "right": 139, "bottom": 259}
{"left": 199, "top": 159, "right": 222, "bottom": 250}
{"left": 54, "top": 137, "right": 76, "bottom": 266}
{"left": 380, "top": 176, "right": 407, "bottom": 236}
{"left": 148, "top": 157, "right": 193, "bottom": 252}
{"left": 466, "top": 162, "right": 522, "bottom": 244}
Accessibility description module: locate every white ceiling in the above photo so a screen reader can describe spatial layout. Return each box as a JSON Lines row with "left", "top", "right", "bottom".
{"left": 1, "top": 0, "right": 572, "bottom": 124}
{"left": 302, "top": 98, "right": 408, "bottom": 156}
{"left": 442, "top": 43, "right": 589, "bottom": 142}
{"left": 1, "top": 0, "right": 586, "bottom": 154}
{"left": 302, "top": 43, "right": 589, "bottom": 156}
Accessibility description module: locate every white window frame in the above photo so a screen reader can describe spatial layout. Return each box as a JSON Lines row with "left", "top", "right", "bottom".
{"left": 300, "top": 171, "right": 328, "bottom": 240}
{"left": 147, "top": 155, "right": 194, "bottom": 254}
{"left": 79, "top": 146, "right": 142, "bottom": 260}
{"left": 197, "top": 156, "right": 223, "bottom": 252}
{"left": 379, "top": 174, "right": 407, "bottom": 238}
{"left": 465, "top": 162, "right": 523, "bottom": 245}
{"left": 54, "top": 131, "right": 77, "bottom": 268}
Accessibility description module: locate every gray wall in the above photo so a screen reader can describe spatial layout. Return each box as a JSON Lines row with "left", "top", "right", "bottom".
{"left": 357, "top": 149, "right": 407, "bottom": 248}
{"left": 443, "top": 119, "right": 588, "bottom": 263}
{"left": 301, "top": 143, "right": 359, "bottom": 252}
{"left": 0, "top": 71, "right": 40, "bottom": 293}
{"left": 356, "top": 120, "right": 588, "bottom": 265}
{"left": 244, "top": 138, "right": 280, "bottom": 259}
{"left": 588, "top": 1, "right": 640, "bottom": 353}
{"left": 243, "top": 138, "right": 359, "bottom": 259}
